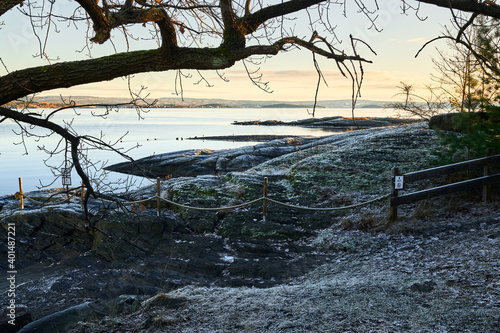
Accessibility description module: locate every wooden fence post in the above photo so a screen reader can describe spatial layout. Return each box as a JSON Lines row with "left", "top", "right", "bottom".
{"left": 483, "top": 164, "right": 492, "bottom": 202}
{"left": 18, "top": 177, "right": 24, "bottom": 210}
{"left": 263, "top": 177, "right": 268, "bottom": 222}
{"left": 157, "top": 177, "right": 161, "bottom": 217}
{"left": 387, "top": 167, "right": 400, "bottom": 223}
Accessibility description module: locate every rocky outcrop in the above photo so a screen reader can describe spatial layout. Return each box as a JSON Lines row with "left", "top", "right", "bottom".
{"left": 106, "top": 120, "right": 428, "bottom": 179}
{"left": 105, "top": 137, "right": 322, "bottom": 178}
{"left": 0, "top": 207, "right": 92, "bottom": 269}
{"left": 106, "top": 117, "right": 425, "bottom": 179}
{"left": 187, "top": 134, "right": 311, "bottom": 142}
{"left": 428, "top": 113, "right": 459, "bottom": 131}
{"left": 233, "top": 116, "right": 420, "bottom": 129}
{"left": 17, "top": 302, "right": 105, "bottom": 333}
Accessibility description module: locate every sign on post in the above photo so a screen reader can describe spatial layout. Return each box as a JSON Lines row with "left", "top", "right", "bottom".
{"left": 395, "top": 176, "right": 404, "bottom": 190}
{"left": 61, "top": 168, "right": 72, "bottom": 186}
{"left": 62, "top": 177, "right": 72, "bottom": 186}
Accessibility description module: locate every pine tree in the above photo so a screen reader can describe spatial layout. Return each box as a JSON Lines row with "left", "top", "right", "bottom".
{"left": 433, "top": 17, "right": 500, "bottom": 163}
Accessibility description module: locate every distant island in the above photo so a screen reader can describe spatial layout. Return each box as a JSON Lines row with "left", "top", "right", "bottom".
{"left": 6, "top": 96, "right": 390, "bottom": 109}
{"left": 360, "top": 104, "right": 384, "bottom": 108}
{"left": 260, "top": 103, "right": 322, "bottom": 108}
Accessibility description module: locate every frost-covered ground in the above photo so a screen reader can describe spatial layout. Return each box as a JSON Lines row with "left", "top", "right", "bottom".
{"left": 72, "top": 200, "right": 500, "bottom": 332}
{"left": 70, "top": 123, "right": 499, "bottom": 333}
{"left": 2, "top": 122, "right": 499, "bottom": 332}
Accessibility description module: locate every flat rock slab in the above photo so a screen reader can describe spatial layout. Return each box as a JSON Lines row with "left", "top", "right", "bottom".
{"left": 106, "top": 118, "right": 423, "bottom": 179}
{"left": 105, "top": 137, "right": 322, "bottom": 178}
{"left": 232, "top": 116, "right": 420, "bottom": 129}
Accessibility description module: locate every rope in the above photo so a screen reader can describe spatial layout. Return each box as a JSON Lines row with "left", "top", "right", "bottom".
{"left": 17, "top": 191, "right": 80, "bottom": 206}
{"left": 88, "top": 196, "right": 158, "bottom": 205}
{"left": 157, "top": 196, "right": 264, "bottom": 211}
{"left": 15, "top": 187, "right": 390, "bottom": 212}
{"left": 264, "top": 193, "right": 391, "bottom": 211}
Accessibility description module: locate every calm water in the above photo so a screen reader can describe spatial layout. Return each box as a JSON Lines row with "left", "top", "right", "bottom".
{"left": 0, "top": 107, "right": 397, "bottom": 195}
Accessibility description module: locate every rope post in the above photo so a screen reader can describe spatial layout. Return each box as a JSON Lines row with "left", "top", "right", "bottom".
{"left": 81, "top": 180, "right": 86, "bottom": 211}
{"left": 18, "top": 177, "right": 24, "bottom": 210}
{"left": 387, "top": 167, "right": 400, "bottom": 223}
{"left": 157, "top": 177, "right": 161, "bottom": 217}
{"left": 66, "top": 184, "right": 70, "bottom": 204}
{"left": 262, "top": 177, "right": 268, "bottom": 222}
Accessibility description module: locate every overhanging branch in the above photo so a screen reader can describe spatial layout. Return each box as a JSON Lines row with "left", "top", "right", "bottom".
{"left": 417, "top": 0, "right": 500, "bottom": 19}
{"left": 0, "top": 0, "right": 23, "bottom": 16}
{"left": 0, "top": 47, "right": 237, "bottom": 105}
{"left": 234, "top": 37, "right": 372, "bottom": 63}
{"left": 0, "top": 106, "right": 95, "bottom": 216}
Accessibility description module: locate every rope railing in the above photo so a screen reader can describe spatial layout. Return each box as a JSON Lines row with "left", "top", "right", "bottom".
{"left": 15, "top": 184, "right": 82, "bottom": 207}
{"left": 13, "top": 177, "right": 390, "bottom": 219}
{"left": 265, "top": 194, "right": 391, "bottom": 211}
{"left": 16, "top": 191, "right": 80, "bottom": 206}
{"left": 14, "top": 154, "right": 496, "bottom": 222}
{"left": 157, "top": 196, "right": 264, "bottom": 212}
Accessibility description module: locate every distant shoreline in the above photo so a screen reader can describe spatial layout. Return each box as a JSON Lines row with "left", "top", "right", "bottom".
{"left": 7, "top": 96, "right": 391, "bottom": 109}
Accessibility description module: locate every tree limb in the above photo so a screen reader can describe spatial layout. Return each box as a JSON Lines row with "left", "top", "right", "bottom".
{"left": 0, "top": 0, "right": 23, "bottom": 16}
{"left": 0, "top": 106, "right": 94, "bottom": 217}
{"left": 240, "top": 0, "right": 325, "bottom": 34}
{"left": 417, "top": 0, "right": 500, "bottom": 19}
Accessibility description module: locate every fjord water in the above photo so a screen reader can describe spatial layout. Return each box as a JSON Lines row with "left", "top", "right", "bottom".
{"left": 0, "top": 107, "right": 397, "bottom": 195}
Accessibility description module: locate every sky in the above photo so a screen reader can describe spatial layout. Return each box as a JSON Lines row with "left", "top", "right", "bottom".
{"left": 0, "top": 0, "right": 457, "bottom": 103}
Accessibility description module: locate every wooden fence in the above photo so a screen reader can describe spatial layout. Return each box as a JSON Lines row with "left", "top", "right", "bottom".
{"left": 388, "top": 154, "right": 500, "bottom": 222}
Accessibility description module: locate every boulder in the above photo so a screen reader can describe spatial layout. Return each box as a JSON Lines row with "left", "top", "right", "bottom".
{"left": 429, "top": 113, "right": 460, "bottom": 131}
{"left": 429, "top": 111, "right": 490, "bottom": 132}
{"left": 17, "top": 302, "right": 105, "bottom": 333}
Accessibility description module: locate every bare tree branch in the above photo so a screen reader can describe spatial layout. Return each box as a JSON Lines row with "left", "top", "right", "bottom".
{"left": 417, "top": 0, "right": 500, "bottom": 19}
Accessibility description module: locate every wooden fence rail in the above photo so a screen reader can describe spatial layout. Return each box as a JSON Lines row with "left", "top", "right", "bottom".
{"left": 388, "top": 154, "right": 500, "bottom": 222}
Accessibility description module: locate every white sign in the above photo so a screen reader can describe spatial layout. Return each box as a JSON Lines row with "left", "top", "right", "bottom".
{"left": 62, "top": 177, "right": 72, "bottom": 186}
{"left": 395, "top": 176, "right": 404, "bottom": 190}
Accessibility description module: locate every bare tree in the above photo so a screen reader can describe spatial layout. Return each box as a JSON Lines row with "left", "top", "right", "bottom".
{"left": 420, "top": 14, "right": 500, "bottom": 114}
{"left": 1, "top": 0, "right": 500, "bottom": 220}
{"left": 388, "top": 82, "right": 448, "bottom": 120}
{"left": 417, "top": 4, "right": 500, "bottom": 83}
{"left": 392, "top": 2, "right": 500, "bottom": 119}
{"left": 0, "top": 0, "right": 377, "bottom": 219}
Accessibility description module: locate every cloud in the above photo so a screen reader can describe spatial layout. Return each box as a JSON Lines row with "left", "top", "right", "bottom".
{"left": 406, "top": 37, "right": 428, "bottom": 45}
{"left": 40, "top": 66, "right": 433, "bottom": 103}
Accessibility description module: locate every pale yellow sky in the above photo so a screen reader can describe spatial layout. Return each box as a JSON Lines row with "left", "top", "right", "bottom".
{"left": 0, "top": 1, "right": 454, "bottom": 102}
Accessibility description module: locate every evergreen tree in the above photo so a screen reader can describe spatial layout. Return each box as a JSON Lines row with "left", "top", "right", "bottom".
{"left": 432, "top": 16, "right": 500, "bottom": 163}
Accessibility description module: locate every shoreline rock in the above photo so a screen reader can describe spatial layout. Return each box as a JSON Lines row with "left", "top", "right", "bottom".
{"left": 105, "top": 121, "right": 426, "bottom": 179}
{"left": 232, "top": 116, "right": 420, "bottom": 129}
{"left": 104, "top": 137, "right": 323, "bottom": 178}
